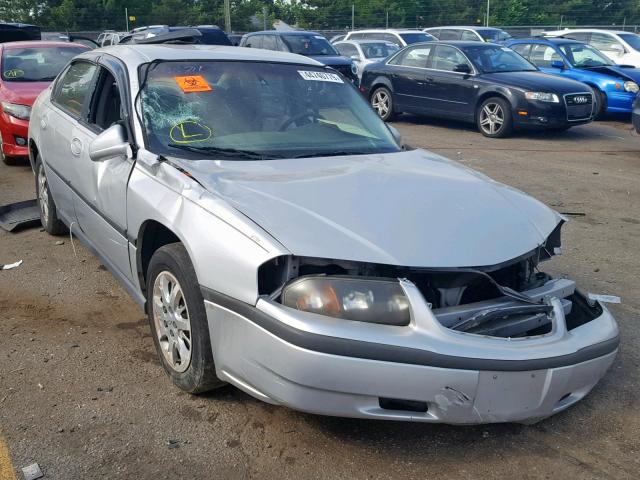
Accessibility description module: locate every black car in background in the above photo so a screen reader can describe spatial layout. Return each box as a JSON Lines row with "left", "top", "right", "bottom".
{"left": 633, "top": 96, "right": 640, "bottom": 134}
{"left": 119, "top": 25, "right": 231, "bottom": 45}
{"left": 360, "top": 41, "right": 596, "bottom": 137}
{"left": 240, "top": 30, "right": 359, "bottom": 84}
{"left": 0, "top": 23, "right": 40, "bottom": 43}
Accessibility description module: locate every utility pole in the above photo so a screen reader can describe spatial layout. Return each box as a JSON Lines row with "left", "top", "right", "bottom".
{"left": 486, "top": 0, "right": 490, "bottom": 27}
{"left": 351, "top": 4, "right": 355, "bottom": 31}
{"left": 224, "top": 0, "right": 231, "bottom": 32}
{"left": 386, "top": 10, "right": 389, "bottom": 29}
{"left": 125, "top": 7, "right": 129, "bottom": 31}
{"left": 263, "top": 6, "right": 268, "bottom": 30}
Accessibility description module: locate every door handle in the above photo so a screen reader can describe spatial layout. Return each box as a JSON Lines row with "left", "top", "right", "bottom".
{"left": 70, "top": 138, "right": 82, "bottom": 157}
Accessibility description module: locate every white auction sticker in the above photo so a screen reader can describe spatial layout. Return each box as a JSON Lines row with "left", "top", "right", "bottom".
{"left": 298, "top": 70, "right": 344, "bottom": 83}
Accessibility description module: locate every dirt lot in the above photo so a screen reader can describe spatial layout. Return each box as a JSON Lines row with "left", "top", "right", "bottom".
{"left": 0, "top": 118, "right": 638, "bottom": 479}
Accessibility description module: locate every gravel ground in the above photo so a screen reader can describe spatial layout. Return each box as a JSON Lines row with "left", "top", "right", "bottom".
{"left": 0, "top": 118, "right": 638, "bottom": 479}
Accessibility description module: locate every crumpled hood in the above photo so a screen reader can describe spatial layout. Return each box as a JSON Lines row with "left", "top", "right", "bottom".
{"left": 174, "top": 149, "right": 562, "bottom": 267}
{"left": 586, "top": 65, "right": 640, "bottom": 83}
{"left": 0, "top": 81, "right": 50, "bottom": 106}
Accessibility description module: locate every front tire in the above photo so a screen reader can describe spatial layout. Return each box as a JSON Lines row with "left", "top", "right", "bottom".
{"left": 370, "top": 86, "right": 395, "bottom": 121}
{"left": 477, "top": 97, "right": 513, "bottom": 138}
{"left": 593, "top": 89, "right": 607, "bottom": 119}
{"left": 146, "top": 243, "right": 225, "bottom": 394}
{"left": 35, "top": 157, "right": 67, "bottom": 235}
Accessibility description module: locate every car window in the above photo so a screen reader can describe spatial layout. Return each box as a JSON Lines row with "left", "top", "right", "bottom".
{"left": 563, "top": 32, "right": 590, "bottom": 42}
{"left": 262, "top": 35, "right": 277, "bottom": 51}
{"left": 382, "top": 33, "right": 401, "bottom": 46}
{"left": 281, "top": 34, "right": 338, "bottom": 55}
{"left": 139, "top": 61, "right": 400, "bottom": 160}
{"left": 439, "top": 29, "right": 461, "bottom": 40}
{"left": 619, "top": 33, "right": 640, "bottom": 51}
{"left": 335, "top": 43, "right": 359, "bottom": 58}
{"left": 529, "top": 44, "right": 563, "bottom": 67}
{"left": 464, "top": 45, "right": 537, "bottom": 72}
{"left": 87, "top": 68, "right": 123, "bottom": 131}
{"left": 52, "top": 61, "right": 98, "bottom": 118}
{"left": 348, "top": 33, "right": 365, "bottom": 40}
{"left": 425, "top": 29, "right": 440, "bottom": 39}
{"left": 461, "top": 30, "right": 480, "bottom": 41}
{"left": 432, "top": 45, "right": 471, "bottom": 71}
{"left": 511, "top": 43, "right": 532, "bottom": 58}
{"left": 590, "top": 32, "right": 622, "bottom": 52}
{"left": 477, "top": 29, "right": 512, "bottom": 42}
{"left": 389, "top": 45, "right": 433, "bottom": 68}
{"left": 399, "top": 32, "right": 435, "bottom": 44}
{"left": 1, "top": 45, "right": 87, "bottom": 82}
{"left": 245, "top": 35, "right": 263, "bottom": 48}
{"left": 559, "top": 43, "right": 612, "bottom": 67}
{"left": 361, "top": 42, "right": 399, "bottom": 59}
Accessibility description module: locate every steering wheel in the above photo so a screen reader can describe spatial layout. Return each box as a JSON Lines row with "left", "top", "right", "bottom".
{"left": 278, "top": 112, "right": 319, "bottom": 131}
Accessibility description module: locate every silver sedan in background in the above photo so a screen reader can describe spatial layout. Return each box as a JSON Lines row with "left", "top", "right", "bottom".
{"left": 28, "top": 44, "right": 618, "bottom": 424}
{"left": 333, "top": 40, "right": 399, "bottom": 80}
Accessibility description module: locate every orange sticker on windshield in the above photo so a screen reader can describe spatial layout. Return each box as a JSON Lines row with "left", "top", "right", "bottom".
{"left": 174, "top": 75, "right": 212, "bottom": 93}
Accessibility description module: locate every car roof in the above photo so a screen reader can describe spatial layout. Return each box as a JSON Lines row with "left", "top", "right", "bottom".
{"left": 425, "top": 26, "right": 503, "bottom": 31}
{"left": 90, "top": 44, "right": 323, "bottom": 67}
{"left": 554, "top": 28, "right": 631, "bottom": 35}
{"left": 350, "top": 29, "right": 422, "bottom": 34}
{"left": 336, "top": 39, "right": 396, "bottom": 45}
{"left": 0, "top": 40, "right": 89, "bottom": 49}
{"left": 512, "top": 37, "right": 583, "bottom": 45}
{"left": 422, "top": 40, "right": 502, "bottom": 48}
{"left": 247, "top": 30, "right": 322, "bottom": 36}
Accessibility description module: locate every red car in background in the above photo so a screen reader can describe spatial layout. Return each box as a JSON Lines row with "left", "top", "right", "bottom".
{"left": 0, "top": 41, "right": 88, "bottom": 164}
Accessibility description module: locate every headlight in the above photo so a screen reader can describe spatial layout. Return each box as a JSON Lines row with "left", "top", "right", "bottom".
{"left": 350, "top": 62, "right": 358, "bottom": 75}
{"left": 281, "top": 276, "right": 410, "bottom": 325}
{"left": 525, "top": 92, "right": 559, "bottom": 103}
{"left": 1, "top": 102, "right": 31, "bottom": 120}
{"left": 624, "top": 81, "right": 639, "bottom": 93}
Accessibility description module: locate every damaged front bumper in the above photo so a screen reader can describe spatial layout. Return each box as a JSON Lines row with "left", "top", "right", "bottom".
{"left": 202, "top": 279, "right": 618, "bottom": 424}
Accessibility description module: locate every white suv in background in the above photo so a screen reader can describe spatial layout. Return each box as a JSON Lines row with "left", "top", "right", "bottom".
{"left": 544, "top": 29, "right": 640, "bottom": 67}
{"left": 344, "top": 29, "right": 436, "bottom": 48}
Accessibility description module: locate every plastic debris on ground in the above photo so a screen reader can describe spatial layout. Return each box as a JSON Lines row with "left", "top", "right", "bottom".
{"left": 1, "top": 260, "right": 22, "bottom": 270}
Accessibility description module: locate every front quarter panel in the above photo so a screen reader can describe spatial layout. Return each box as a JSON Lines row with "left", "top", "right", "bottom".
{"left": 127, "top": 160, "right": 289, "bottom": 305}
{"left": 27, "top": 86, "right": 53, "bottom": 169}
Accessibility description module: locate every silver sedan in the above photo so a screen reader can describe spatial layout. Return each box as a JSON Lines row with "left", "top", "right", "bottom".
{"left": 27, "top": 44, "right": 618, "bottom": 424}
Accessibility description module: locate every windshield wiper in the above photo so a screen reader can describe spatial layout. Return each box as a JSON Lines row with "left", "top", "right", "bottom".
{"left": 167, "top": 144, "right": 281, "bottom": 160}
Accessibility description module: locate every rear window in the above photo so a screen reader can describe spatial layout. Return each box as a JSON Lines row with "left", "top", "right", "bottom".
{"left": 399, "top": 33, "right": 435, "bottom": 44}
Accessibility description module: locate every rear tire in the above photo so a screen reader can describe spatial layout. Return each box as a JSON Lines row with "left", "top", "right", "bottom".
{"left": 146, "top": 243, "right": 225, "bottom": 394}
{"left": 477, "top": 97, "right": 513, "bottom": 138}
{"left": 370, "top": 86, "right": 395, "bottom": 121}
{"left": 35, "top": 156, "right": 67, "bottom": 235}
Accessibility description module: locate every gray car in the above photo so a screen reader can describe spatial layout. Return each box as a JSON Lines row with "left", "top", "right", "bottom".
{"left": 28, "top": 44, "right": 619, "bottom": 424}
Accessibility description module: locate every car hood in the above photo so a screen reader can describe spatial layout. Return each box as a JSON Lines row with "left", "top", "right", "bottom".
{"left": 481, "top": 71, "right": 590, "bottom": 93}
{"left": 0, "top": 81, "right": 50, "bottom": 105}
{"left": 583, "top": 65, "right": 640, "bottom": 83}
{"left": 174, "top": 149, "right": 562, "bottom": 268}
{"left": 306, "top": 54, "right": 352, "bottom": 66}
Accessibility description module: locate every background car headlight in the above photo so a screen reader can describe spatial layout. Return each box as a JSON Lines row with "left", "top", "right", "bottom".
{"left": 624, "top": 81, "right": 639, "bottom": 93}
{"left": 350, "top": 62, "right": 358, "bottom": 75}
{"left": 281, "top": 276, "right": 410, "bottom": 325}
{"left": 525, "top": 92, "right": 560, "bottom": 103}
{"left": 1, "top": 102, "right": 31, "bottom": 120}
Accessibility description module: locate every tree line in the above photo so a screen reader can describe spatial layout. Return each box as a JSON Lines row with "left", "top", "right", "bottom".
{"left": 1, "top": 0, "right": 638, "bottom": 33}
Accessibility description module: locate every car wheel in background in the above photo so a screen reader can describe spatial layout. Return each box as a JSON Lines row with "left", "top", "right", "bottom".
{"left": 146, "top": 243, "right": 225, "bottom": 394}
{"left": 593, "top": 89, "right": 607, "bottom": 119}
{"left": 35, "top": 156, "right": 67, "bottom": 235}
{"left": 370, "top": 86, "right": 395, "bottom": 121}
{"left": 477, "top": 97, "right": 513, "bottom": 138}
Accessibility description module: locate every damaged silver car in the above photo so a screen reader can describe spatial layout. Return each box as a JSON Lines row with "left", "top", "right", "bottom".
{"left": 28, "top": 44, "right": 619, "bottom": 424}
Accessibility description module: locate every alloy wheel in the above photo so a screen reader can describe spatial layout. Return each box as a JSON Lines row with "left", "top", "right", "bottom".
{"left": 152, "top": 271, "right": 192, "bottom": 373}
{"left": 37, "top": 165, "right": 50, "bottom": 225}
{"left": 479, "top": 102, "right": 504, "bottom": 135}
{"left": 372, "top": 90, "right": 390, "bottom": 118}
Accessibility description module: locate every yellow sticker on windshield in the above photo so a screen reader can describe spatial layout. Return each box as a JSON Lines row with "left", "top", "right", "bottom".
{"left": 4, "top": 69, "right": 24, "bottom": 79}
{"left": 170, "top": 121, "right": 212, "bottom": 143}
{"left": 174, "top": 75, "right": 212, "bottom": 93}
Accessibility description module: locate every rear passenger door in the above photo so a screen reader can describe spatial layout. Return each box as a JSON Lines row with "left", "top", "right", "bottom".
{"left": 387, "top": 44, "right": 434, "bottom": 113}
{"left": 424, "top": 45, "right": 476, "bottom": 119}
{"left": 44, "top": 60, "right": 99, "bottom": 222}
{"left": 72, "top": 60, "right": 136, "bottom": 280}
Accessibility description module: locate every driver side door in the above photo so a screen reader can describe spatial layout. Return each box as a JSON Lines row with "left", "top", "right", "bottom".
{"left": 72, "top": 60, "right": 136, "bottom": 281}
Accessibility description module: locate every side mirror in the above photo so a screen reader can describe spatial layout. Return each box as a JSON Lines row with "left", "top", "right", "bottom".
{"left": 453, "top": 63, "right": 472, "bottom": 74}
{"left": 551, "top": 60, "right": 565, "bottom": 69}
{"left": 611, "top": 44, "right": 625, "bottom": 56}
{"left": 387, "top": 124, "right": 402, "bottom": 145}
{"left": 89, "top": 124, "right": 131, "bottom": 162}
